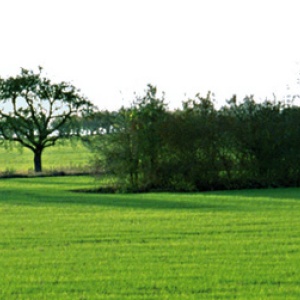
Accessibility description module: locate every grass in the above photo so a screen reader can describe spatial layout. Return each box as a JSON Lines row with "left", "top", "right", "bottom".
{"left": 1, "top": 176, "right": 300, "bottom": 299}
{"left": 0, "top": 140, "right": 92, "bottom": 174}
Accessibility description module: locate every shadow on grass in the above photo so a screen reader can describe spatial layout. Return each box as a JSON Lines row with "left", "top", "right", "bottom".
{"left": 0, "top": 188, "right": 237, "bottom": 211}
{"left": 2, "top": 176, "right": 299, "bottom": 211}
{"left": 206, "top": 187, "right": 300, "bottom": 201}
{"left": 49, "top": 193, "right": 230, "bottom": 211}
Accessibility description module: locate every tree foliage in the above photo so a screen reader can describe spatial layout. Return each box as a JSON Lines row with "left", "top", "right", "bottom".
{"left": 89, "top": 85, "right": 169, "bottom": 191}
{"left": 92, "top": 87, "right": 300, "bottom": 192}
{"left": 0, "top": 68, "right": 95, "bottom": 172}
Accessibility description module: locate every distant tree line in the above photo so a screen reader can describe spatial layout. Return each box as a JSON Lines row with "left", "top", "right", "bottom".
{"left": 1, "top": 67, "right": 300, "bottom": 192}
{"left": 87, "top": 85, "right": 300, "bottom": 192}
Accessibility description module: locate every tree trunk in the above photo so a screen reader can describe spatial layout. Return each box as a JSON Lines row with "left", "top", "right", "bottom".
{"left": 34, "top": 149, "right": 43, "bottom": 173}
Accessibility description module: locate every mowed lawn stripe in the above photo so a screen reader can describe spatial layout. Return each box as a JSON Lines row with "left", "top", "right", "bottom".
{"left": 1, "top": 177, "right": 300, "bottom": 299}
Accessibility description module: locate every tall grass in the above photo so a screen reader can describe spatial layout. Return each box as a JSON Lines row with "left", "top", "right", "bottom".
{"left": 1, "top": 176, "right": 300, "bottom": 299}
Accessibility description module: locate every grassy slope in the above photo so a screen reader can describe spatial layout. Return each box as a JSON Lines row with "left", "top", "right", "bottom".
{"left": 1, "top": 176, "right": 300, "bottom": 299}
{"left": 0, "top": 140, "right": 91, "bottom": 173}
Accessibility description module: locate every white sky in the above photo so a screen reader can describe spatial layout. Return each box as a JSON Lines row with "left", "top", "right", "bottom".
{"left": 1, "top": 0, "right": 300, "bottom": 110}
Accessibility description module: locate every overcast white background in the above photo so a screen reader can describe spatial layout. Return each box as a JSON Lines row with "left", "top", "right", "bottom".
{"left": 1, "top": 0, "right": 300, "bottom": 110}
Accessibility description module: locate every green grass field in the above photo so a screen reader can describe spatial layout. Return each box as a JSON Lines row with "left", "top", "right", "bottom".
{"left": 0, "top": 140, "right": 91, "bottom": 174}
{"left": 1, "top": 176, "right": 300, "bottom": 299}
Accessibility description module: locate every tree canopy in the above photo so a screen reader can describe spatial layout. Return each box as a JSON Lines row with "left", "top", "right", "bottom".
{"left": 90, "top": 87, "right": 300, "bottom": 192}
{"left": 0, "top": 67, "right": 95, "bottom": 172}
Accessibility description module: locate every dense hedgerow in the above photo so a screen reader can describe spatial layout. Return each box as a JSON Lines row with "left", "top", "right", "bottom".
{"left": 87, "top": 86, "right": 300, "bottom": 192}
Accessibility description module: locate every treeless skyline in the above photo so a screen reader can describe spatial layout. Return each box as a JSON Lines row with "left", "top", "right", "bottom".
{"left": 1, "top": 0, "right": 300, "bottom": 110}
